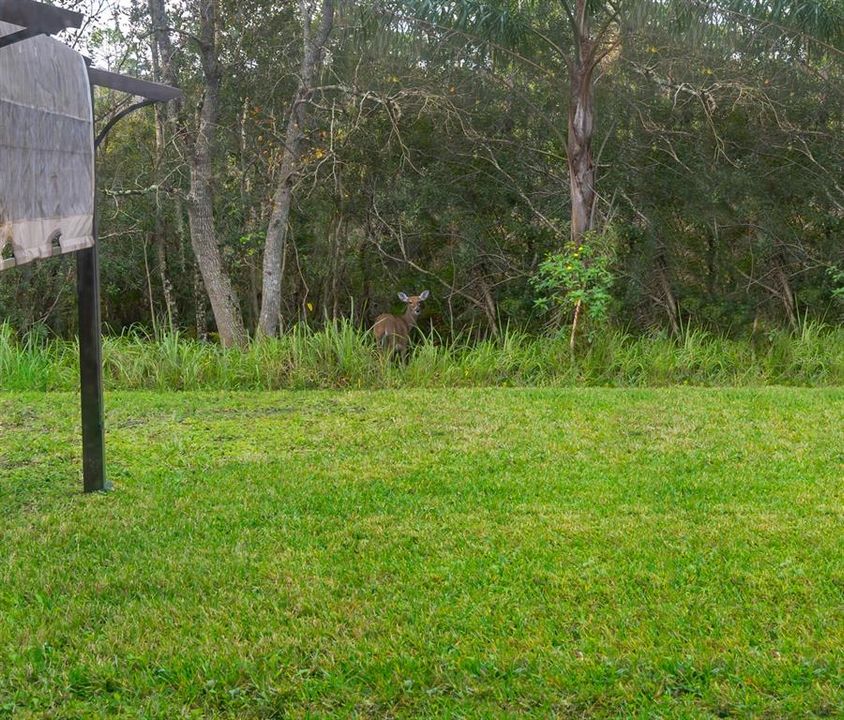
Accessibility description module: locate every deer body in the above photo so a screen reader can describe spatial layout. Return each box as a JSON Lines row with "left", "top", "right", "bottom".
{"left": 373, "top": 290, "right": 429, "bottom": 357}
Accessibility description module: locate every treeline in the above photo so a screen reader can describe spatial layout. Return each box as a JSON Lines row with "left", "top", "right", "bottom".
{"left": 1, "top": 0, "right": 842, "bottom": 342}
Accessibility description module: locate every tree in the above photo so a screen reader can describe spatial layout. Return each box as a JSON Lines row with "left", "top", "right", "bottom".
{"left": 15, "top": 0, "right": 838, "bottom": 339}
{"left": 186, "top": 0, "right": 248, "bottom": 346}
{"left": 148, "top": 0, "right": 182, "bottom": 331}
{"left": 401, "top": 0, "right": 842, "bottom": 342}
{"left": 258, "top": 0, "right": 335, "bottom": 336}
{"left": 405, "top": 0, "right": 842, "bottom": 249}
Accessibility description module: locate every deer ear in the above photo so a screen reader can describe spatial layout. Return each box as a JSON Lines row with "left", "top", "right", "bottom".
{"left": 397, "top": 292, "right": 409, "bottom": 302}
{"left": 419, "top": 290, "right": 430, "bottom": 301}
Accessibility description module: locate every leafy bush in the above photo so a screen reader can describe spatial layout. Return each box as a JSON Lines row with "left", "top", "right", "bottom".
{"left": 532, "top": 231, "right": 616, "bottom": 340}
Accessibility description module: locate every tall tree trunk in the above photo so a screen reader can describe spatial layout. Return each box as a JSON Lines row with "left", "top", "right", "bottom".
{"left": 258, "top": 0, "right": 334, "bottom": 336}
{"left": 143, "top": 237, "right": 158, "bottom": 335}
{"left": 149, "top": 0, "right": 180, "bottom": 329}
{"left": 655, "top": 253, "right": 681, "bottom": 336}
{"left": 477, "top": 271, "right": 500, "bottom": 338}
{"left": 567, "top": 7, "right": 597, "bottom": 247}
{"left": 707, "top": 221, "right": 718, "bottom": 302}
{"left": 187, "top": 0, "right": 246, "bottom": 347}
{"left": 358, "top": 238, "right": 371, "bottom": 325}
{"left": 150, "top": 0, "right": 245, "bottom": 345}
{"left": 564, "top": 2, "right": 601, "bottom": 351}
{"left": 149, "top": 0, "right": 177, "bottom": 89}
{"left": 238, "top": 100, "right": 263, "bottom": 331}
{"left": 149, "top": 89, "right": 177, "bottom": 331}
{"left": 328, "top": 215, "right": 343, "bottom": 320}
{"left": 194, "top": 268, "right": 208, "bottom": 341}
{"left": 773, "top": 252, "right": 798, "bottom": 330}
{"left": 154, "top": 233, "right": 177, "bottom": 329}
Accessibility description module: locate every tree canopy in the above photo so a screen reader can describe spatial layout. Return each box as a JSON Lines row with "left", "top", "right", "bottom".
{"left": 1, "top": 0, "right": 841, "bottom": 340}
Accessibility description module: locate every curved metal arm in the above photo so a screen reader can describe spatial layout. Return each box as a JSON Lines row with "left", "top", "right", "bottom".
{"left": 94, "top": 99, "right": 156, "bottom": 149}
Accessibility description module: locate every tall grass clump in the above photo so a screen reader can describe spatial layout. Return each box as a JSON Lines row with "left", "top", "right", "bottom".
{"left": 1, "top": 319, "right": 842, "bottom": 391}
{"left": 0, "top": 323, "right": 77, "bottom": 390}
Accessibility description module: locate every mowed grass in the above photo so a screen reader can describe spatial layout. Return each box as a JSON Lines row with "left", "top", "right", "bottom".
{"left": 1, "top": 388, "right": 842, "bottom": 719}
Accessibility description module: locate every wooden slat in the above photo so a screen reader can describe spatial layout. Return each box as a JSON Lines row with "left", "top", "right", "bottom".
{"left": 0, "top": 0, "right": 82, "bottom": 34}
{"left": 87, "top": 67, "right": 181, "bottom": 102}
{"left": 0, "top": 26, "right": 42, "bottom": 49}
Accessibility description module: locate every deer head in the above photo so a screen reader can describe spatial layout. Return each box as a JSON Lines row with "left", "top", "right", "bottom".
{"left": 397, "top": 290, "right": 429, "bottom": 323}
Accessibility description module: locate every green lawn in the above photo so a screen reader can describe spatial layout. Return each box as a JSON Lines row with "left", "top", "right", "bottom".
{"left": 1, "top": 389, "right": 842, "bottom": 719}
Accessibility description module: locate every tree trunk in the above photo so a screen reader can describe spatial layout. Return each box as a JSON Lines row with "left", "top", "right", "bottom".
{"left": 567, "top": 16, "right": 597, "bottom": 247}
{"left": 773, "top": 252, "right": 798, "bottom": 330}
{"left": 249, "top": 258, "right": 261, "bottom": 330}
{"left": 149, "top": 0, "right": 177, "bottom": 89}
{"left": 148, "top": 0, "right": 180, "bottom": 330}
{"left": 187, "top": 0, "right": 247, "bottom": 347}
{"left": 564, "top": 3, "right": 600, "bottom": 350}
{"left": 358, "top": 237, "right": 372, "bottom": 325}
{"left": 149, "top": 0, "right": 245, "bottom": 346}
{"left": 478, "top": 272, "right": 500, "bottom": 338}
{"left": 258, "top": 0, "right": 334, "bottom": 336}
{"left": 655, "top": 253, "right": 681, "bottom": 336}
{"left": 143, "top": 237, "right": 157, "bottom": 335}
{"left": 326, "top": 212, "right": 345, "bottom": 320}
{"left": 155, "top": 233, "right": 177, "bottom": 329}
{"left": 194, "top": 267, "right": 208, "bottom": 341}
{"left": 149, "top": 83, "right": 177, "bottom": 331}
{"left": 707, "top": 221, "right": 718, "bottom": 302}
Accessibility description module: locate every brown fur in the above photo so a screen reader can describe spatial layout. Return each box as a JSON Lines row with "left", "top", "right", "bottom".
{"left": 373, "top": 290, "right": 429, "bottom": 357}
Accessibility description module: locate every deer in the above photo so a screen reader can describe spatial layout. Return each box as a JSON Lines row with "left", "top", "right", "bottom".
{"left": 373, "top": 290, "right": 430, "bottom": 358}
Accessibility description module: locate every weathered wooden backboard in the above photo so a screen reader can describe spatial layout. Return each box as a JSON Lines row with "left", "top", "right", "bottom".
{"left": 0, "top": 20, "right": 94, "bottom": 270}
{"left": 0, "top": 0, "right": 179, "bottom": 492}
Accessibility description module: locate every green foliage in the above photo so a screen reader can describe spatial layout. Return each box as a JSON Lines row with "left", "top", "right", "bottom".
{"left": 1, "top": 388, "right": 842, "bottom": 716}
{"left": 2, "top": 0, "right": 842, "bottom": 339}
{"left": 828, "top": 265, "right": 844, "bottom": 302}
{"left": 532, "top": 233, "right": 616, "bottom": 328}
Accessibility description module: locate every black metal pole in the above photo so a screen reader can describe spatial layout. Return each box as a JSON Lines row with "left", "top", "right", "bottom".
{"left": 72, "top": 58, "right": 179, "bottom": 493}
{"left": 78, "top": 75, "right": 108, "bottom": 493}
{"left": 76, "top": 243, "right": 108, "bottom": 492}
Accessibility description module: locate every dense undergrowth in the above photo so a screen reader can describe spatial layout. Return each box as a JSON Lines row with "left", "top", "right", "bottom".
{"left": 1, "top": 320, "right": 843, "bottom": 391}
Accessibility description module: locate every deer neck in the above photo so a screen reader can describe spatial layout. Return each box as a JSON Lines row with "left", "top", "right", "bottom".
{"left": 403, "top": 307, "right": 418, "bottom": 329}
